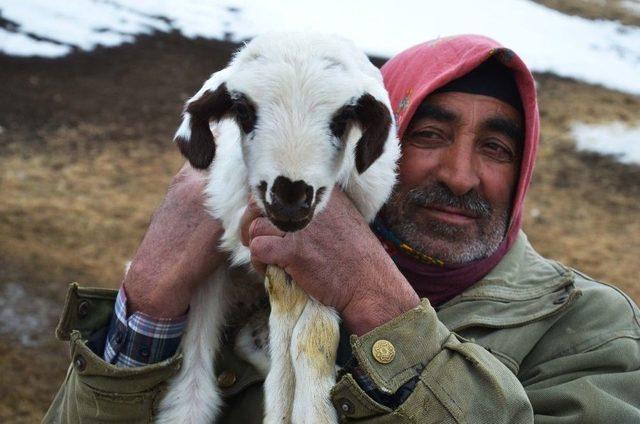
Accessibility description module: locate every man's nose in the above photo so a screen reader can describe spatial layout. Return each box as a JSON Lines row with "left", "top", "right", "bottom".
{"left": 434, "top": 139, "right": 480, "bottom": 196}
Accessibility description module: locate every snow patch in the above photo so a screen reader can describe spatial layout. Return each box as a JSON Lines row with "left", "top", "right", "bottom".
{"left": 621, "top": 0, "right": 640, "bottom": 15}
{"left": 0, "top": 30, "right": 70, "bottom": 57}
{"left": 1, "top": 0, "right": 640, "bottom": 95}
{"left": 0, "top": 282, "right": 59, "bottom": 347}
{"left": 0, "top": 0, "right": 170, "bottom": 55}
{"left": 571, "top": 121, "right": 640, "bottom": 165}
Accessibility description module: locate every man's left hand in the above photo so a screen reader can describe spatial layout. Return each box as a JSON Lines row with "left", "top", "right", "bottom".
{"left": 240, "top": 188, "right": 420, "bottom": 335}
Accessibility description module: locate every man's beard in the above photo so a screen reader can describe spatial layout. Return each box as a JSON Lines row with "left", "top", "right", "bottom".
{"left": 382, "top": 182, "right": 510, "bottom": 265}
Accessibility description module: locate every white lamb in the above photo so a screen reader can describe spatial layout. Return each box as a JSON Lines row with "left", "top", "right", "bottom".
{"left": 156, "top": 33, "right": 400, "bottom": 423}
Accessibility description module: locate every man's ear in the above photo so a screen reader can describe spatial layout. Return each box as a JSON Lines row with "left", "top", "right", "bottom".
{"left": 331, "top": 93, "right": 392, "bottom": 174}
{"left": 174, "top": 83, "right": 233, "bottom": 169}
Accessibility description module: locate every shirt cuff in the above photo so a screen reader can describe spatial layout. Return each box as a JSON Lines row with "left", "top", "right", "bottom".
{"left": 347, "top": 363, "right": 419, "bottom": 409}
{"left": 104, "top": 285, "right": 188, "bottom": 367}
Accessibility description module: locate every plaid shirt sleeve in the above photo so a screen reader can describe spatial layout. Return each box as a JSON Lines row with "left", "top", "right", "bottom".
{"left": 103, "top": 286, "right": 187, "bottom": 367}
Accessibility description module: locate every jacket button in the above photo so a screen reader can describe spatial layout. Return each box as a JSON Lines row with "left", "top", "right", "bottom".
{"left": 338, "top": 398, "right": 354, "bottom": 415}
{"left": 372, "top": 339, "right": 395, "bottom": 364}
{"left": 74, "top": 355, "right": 87, "bottom": 372}
{"left": 77, "top": 301, "right": 90, "bottom": 319}
{"left": 217, "top": 370, "right": 237, "bottom": 388}
{"left": 114, "top": 330, "right": 124, "bottom": 345}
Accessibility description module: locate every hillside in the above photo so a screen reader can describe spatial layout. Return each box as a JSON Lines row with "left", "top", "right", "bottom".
{"left": 0, "top": 31, "right": 639, "bottom": 424}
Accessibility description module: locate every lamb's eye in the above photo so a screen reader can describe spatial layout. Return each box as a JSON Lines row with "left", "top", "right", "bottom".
{"left": 330, "top": 105, "right": 355, "bottom": 139}
{"left": 330, "top": 117, "right": 348, "bottom": 139}
{"left": 232, "top": 99, "right": 257, "bottom": 133}
{"left": 234, "top": 103, "right": 249, "bottom": 120}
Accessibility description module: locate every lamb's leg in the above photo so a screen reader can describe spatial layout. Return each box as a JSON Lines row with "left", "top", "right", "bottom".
{"left": 155, "top": 268, "right": 229, "bottom": 424}
{"left": 291, "top": 300, "right": 340, "bottom": 424}
{"left": 264, "top": 265, "right": 308, "bottom": 424}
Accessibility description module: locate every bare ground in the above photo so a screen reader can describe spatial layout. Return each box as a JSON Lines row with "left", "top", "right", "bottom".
{"left": 0, "top": 32, "right": 638, "bottom": 422}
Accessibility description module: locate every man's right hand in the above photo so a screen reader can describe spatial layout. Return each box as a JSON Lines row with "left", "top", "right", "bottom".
{"left": 123, "top": 163, "right": 226, "bottom": 318}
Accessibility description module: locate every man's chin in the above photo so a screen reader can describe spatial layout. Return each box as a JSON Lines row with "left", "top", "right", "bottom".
{"left": 391, "top": 222, "right": 482, "bottom": 263}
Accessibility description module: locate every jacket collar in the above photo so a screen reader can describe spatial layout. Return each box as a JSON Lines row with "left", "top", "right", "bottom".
{"left": 437, "top": 231, "right": 580, "bottom": 332}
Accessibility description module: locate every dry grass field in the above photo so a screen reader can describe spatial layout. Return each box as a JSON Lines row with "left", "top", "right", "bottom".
{"left": 0, "top": 20, "right": 639, "bottom": 424}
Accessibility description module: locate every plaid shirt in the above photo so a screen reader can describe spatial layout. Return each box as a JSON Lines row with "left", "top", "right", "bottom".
{"left": 104, "top": 286, "right": 187, "bottom": 367}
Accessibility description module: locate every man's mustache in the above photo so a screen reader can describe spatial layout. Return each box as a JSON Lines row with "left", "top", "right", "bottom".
{"left": 405, "top": 183, "right": 493, "bottom": 218}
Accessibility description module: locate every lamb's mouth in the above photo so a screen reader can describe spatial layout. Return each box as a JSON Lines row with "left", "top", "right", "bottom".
{"left": 257, "top": 180, "right": 318, "bottom": 233}
{"left": 266, "top": 211, "right": 313, "bottom": 233}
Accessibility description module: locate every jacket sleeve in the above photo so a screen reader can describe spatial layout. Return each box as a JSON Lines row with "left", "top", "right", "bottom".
{"left": 43, "top": 283, "right": 182, "bottom": 424}
{"left": 331, "top": 299, "right": 534, "bottom": 423}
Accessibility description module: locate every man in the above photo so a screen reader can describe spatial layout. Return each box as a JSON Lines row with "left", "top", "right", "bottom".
{"left": 45, "top": 35, "right": 640, "bottom": 423}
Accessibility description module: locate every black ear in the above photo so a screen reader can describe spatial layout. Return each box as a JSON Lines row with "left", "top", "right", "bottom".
{"left": 331, "top": 94, "right": 392, "bottom": 174}
{"left": 175, "top": 83, "right": 233, "bottom": 169}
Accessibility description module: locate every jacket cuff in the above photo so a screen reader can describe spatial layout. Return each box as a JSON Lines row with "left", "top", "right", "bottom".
{"left": 70, "top": 329, "right": 183, "bottom": 394}
{"left": 56, "top": 283, "right": 183, "bottom": 393}
{"left": 55, "top": 282, "right": 119, "bottom": 341}
{"left": 350, "top": 298, "right": 450, "bottom": 394}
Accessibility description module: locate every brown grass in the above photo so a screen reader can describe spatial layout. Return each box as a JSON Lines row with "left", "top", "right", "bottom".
{"left": 0, "top": 31, "right": 638, "bottom": 422}
{"left": 525, "top": 73, "right": 640, "bottom": 298}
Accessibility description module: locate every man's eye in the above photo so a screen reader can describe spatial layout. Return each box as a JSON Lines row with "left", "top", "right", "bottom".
{"left": 412, "top": 130, "right": 443, "bottom": 139}
{"left": 482, "top": 140, "right": 515, "bottom": 162}
{"left": 407, "top": 129, "right": 447, "bottom": 148}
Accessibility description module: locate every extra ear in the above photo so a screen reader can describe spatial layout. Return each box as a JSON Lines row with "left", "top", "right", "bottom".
{"left": 174, "top": 83, "right": 233, "bottom": 169}
{"left": 331, "top": 93, "right": 392, "bottom": 174}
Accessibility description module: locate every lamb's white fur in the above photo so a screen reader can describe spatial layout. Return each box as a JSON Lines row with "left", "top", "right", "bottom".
{"left": 156, "top": 33, "right": 400, "bottom": 423}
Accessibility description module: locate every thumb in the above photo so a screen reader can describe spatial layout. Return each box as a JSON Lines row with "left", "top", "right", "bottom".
{"left": 249, "top": 235, "right": 292, "bottom": 275}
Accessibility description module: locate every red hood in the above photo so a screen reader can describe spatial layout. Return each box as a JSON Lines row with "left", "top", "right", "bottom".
{"left": 381, "top": 34, "right": 539, "bottom": 253}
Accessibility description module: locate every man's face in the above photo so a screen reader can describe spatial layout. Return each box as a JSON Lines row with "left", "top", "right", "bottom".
{"left": 382, "top": 91, "right": 523, "bottom": 265}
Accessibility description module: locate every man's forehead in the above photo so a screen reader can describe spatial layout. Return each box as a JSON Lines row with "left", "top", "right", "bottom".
{"left": 416, "top": 92, "right": 522, "bottom": 127}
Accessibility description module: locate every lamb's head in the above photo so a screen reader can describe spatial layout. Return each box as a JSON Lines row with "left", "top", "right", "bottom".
{"left": 175, "top": 33, "right": 398, "bottom": 232}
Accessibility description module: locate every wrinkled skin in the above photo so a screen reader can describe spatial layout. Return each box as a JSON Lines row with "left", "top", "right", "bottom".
{"left": 123, "top": 164, "right": 226, "bottom": 318}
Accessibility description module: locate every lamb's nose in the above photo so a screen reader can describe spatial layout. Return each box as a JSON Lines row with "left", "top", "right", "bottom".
{"left": 270, "top": 176, "right": 314, "bottom": 220}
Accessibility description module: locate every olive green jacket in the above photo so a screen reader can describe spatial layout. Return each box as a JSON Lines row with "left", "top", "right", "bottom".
{"left": 43, "top": 232, "right": 640, "bottom": 423}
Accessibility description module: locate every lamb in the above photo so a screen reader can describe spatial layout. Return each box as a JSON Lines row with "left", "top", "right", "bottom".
{"left": 156, "top": 32, "right": 400, "bottom": 424}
